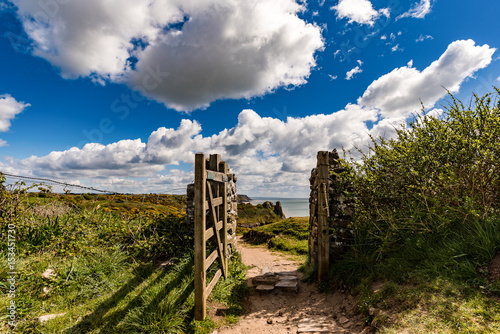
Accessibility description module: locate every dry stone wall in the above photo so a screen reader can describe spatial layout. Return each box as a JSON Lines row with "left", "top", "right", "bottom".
{"left": 308, "top": 149, "right": 355, "bottom": 269}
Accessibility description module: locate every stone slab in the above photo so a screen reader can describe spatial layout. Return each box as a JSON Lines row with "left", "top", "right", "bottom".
{"left": 252, "top": 275, "right": 280, "bottom": 286}
{"left": 275, "top": 280, "right": 299, "bottom": 292}
{"left": 255, "top": 285, "right": 275, "bottom": 293}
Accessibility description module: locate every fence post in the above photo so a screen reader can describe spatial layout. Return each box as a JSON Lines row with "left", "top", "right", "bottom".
{"left": 194, "top": 153, "right": 207, "bottom": 320}
{"left": 219, "top": 161, "right": 229, "bottom": 275}
{"left": 317, "top": 151, "right": 330, "bottom": 283}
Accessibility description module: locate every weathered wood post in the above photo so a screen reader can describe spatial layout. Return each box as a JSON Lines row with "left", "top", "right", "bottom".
{"left": 194, "top": 153, "right": 207, "bottom": 320}
{"left": 219, "top": 160, "right": 229, "bottom": 275}
{"left": 317, "top": 151, "right": 330, "bottom": 283}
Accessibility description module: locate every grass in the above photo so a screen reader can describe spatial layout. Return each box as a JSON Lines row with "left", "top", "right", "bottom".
{"left": 236, "top": 203, "right": 281, "bottom": 229}
{"left": 242, "top": 217, "right": 309, "bottom": 261}
{"left": 332, "top": 214, "right": 500, "bottom": 332}
{"left": 0, "top": 191, "right": 247, "bottom": 333}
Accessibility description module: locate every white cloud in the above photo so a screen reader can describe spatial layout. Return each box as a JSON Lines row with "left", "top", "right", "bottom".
{"left": 359, "top": 40, "right": 495, "bottom": 119}
{"left": 5, "top": 106, "right": 378, "bottom": 196}
{"left": 4, "top": 40, "right": 495, "bottom": 197}
{"left": 416, "top": 34, "right": 434, "bottom": 42}
{"left": 391, "top": 44, "right": 402, "bottom": 52}
{"left": 345, "top": 66, "right": 362, "bottom": 80}
{"left": 328, "top": 74, "right": 338, "bottom": 80}
{"left": 11, "top": 0, "right": 324, "bottom": 112}
{"left": 381, "top": 35, "right": 387, "bottom": 40}
{"left": 0, "top": 94, "right": 30, "bottom": 146}
{"left": 331, "top": 0, "right": 388, "bottom": 26}
{"left": 397, "top": 0, "right": 432, "bottom": 20}
{"left": 496, "top": 76, "right": 500, "bottom": 82}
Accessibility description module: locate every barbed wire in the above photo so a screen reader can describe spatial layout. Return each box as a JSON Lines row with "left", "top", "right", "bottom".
{"left": 1, "top": 172, "right": 123, "bottom": 194}
{"left": 0, "top": 171, "right": 189, "bottom": 196}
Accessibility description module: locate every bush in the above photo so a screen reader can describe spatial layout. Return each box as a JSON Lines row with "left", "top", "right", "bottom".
{"left": 349, "top": 88, "right": 500, "bottom": 258}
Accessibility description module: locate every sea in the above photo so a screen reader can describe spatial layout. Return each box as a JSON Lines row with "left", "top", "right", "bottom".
{"left": 249, "top": 197, "right": 309, "bottom": 218}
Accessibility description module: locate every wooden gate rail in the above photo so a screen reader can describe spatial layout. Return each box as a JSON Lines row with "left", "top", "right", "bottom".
{"left": 194, "top": 153, "right": 232, "bottom": 320}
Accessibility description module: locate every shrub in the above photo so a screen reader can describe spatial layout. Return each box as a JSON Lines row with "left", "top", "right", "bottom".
{"left": 349, "top": 88, "right": 500, "bottom": 257}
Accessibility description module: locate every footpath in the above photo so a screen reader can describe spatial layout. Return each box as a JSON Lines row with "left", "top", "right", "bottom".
{"left": 214, "top": 237, "right": 370, "bottom": 334}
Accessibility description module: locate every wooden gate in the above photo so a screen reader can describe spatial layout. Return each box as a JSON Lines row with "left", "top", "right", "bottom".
{"left": 194, "top": 153, "right": 233, "bottom": 320}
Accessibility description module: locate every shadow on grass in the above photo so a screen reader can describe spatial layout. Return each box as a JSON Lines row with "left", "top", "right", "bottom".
{"left": 65, "top": 256, "right": 195, "bottom": 334}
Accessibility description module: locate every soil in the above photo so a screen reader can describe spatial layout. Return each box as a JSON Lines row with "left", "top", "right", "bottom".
{"left": 212, "top": 237, "right": 370, "bottom": 334}
{"left": 489, "top": 251, "right": 500, "bottom": 282}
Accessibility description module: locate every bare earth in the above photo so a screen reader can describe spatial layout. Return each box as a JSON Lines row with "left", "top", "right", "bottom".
{"left": 213, "top": 237, "right": 369, "bottom": 334}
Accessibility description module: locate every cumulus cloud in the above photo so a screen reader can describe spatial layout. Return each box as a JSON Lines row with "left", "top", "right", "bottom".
{"left": 346, "top": 66, "right": 362, "bottom": 80}
{"left": 359, "top": 40, "right": 495, "bottom": 119}
{"left": 11, "top": 0, "right": 324, "bottom": 112}
{"left": 4, "top": 40, "right": 495, "bottom": 196}
{"left": 0, "top": 94, "right": 30, "bottom": 146}
{"left": 331, "top": 0, "right": 389, "bottom": 26}
{"left": 397, "top": 0, "right": 432, "bottom": 20}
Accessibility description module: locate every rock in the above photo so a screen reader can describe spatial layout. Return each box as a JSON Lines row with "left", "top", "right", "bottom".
{"left": 360, "top": 327, "right": 374, "bottom": 334}
{"left": 262, "top": 201, "right": 274, "bottom": 209}
{"left": 267, "top": 318, "right": 273, "bottom": 324}
{"left": 274, "top": 201, "right": 286, "bottom": 219}
{"left": 237, "top": 194, "right": 252, "bottom": 203}
{"left": 279, "top": 275, "right": 299, "bottom": 282}
{"left": 261, "top": 267, "right": 274, "bottom": 276}
{"left": 338, "top": 316, "right": 350, "bottom": 325}
{"left": 41, "top": 268, "right": 55, "bottom": 279}
{"left": 256, "top": 285, "right": 275, "bottom": 293}
{"left": 252, "top": 274, "right": 280, "bottom": 286}
{"left": 275, "top": 280, "right": 299, "bottom": 292}
{"left": 39, "top": 313, "right": 65, "bottom": 324}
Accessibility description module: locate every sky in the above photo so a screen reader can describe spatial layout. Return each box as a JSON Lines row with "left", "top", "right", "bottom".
{"left": 0, "top": 0, "right": 498, "bottom": 197}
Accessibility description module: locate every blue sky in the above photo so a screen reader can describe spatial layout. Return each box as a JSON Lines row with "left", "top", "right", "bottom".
{"left": 0, "top": 0, "right": 498, "bottom": 197}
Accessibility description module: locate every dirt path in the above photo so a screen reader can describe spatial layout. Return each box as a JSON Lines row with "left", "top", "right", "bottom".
{"left": 214, "top": 238, "right": 369, "bottom": 334}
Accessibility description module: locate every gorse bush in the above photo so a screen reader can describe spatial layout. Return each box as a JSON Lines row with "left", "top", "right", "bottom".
{"left": 349, "top": 88, "right": 500, "bottom": 255}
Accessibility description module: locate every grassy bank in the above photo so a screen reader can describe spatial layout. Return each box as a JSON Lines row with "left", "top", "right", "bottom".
{"left": 0, "top": 189, "right": 247, "bottom": 333}
{"left": 241, "top": 217, "right": 309, "bottom": 257}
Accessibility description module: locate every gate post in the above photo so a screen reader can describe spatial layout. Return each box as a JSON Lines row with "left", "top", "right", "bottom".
{"left": 219, "top": 161, "right": 229, "bottom": 275}
{"left": 194, "top": 153, "right": 207, "bottom": 320}
{"left": 317, "top": 151, "right": 330, "bottom": 283}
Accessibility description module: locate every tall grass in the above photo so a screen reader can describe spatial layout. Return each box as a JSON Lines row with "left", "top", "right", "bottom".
{"left": 0, "top": 180, "right": 247, "bottom": 333}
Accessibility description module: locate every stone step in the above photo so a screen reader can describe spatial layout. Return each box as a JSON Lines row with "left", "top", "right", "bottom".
{"left": 252, "top": 268, "right": 300, "bottom": 293}
{"left": 255, "top": 284, "right": 275, "bottom": 293}
{"left": 275, "top": 279, "right": 299, "bottom": 292}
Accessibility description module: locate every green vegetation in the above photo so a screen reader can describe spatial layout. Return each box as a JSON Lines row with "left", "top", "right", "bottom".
{"left": 0, "top": 181, "right": 247, "bottom": 333}
{"left": 334, "top": 89, "right": 500, "bottom": 331}
{"left": 236, "top": 202, "right": 281, "bottom": 230}
{"left": 243, "top": 217, "right": 309, "bottom": 257}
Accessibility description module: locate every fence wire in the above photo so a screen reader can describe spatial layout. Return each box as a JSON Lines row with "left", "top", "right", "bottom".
{"left": 0, "top": 171, "right": 189, "bottom": 197}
